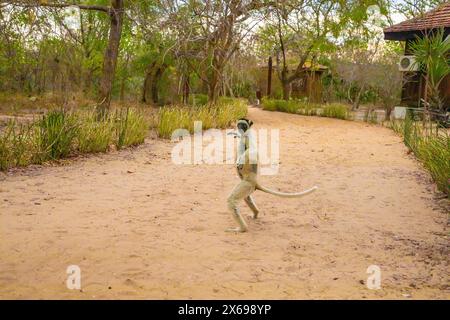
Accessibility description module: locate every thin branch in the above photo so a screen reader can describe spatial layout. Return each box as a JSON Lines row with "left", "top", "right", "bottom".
{"left": 1, "top": 0, "right": 110, "bottom": 14}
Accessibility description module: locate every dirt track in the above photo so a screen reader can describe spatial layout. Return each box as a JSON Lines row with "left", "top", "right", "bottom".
{"left": 0, "top": 106, "right": 448, "bottom": 299}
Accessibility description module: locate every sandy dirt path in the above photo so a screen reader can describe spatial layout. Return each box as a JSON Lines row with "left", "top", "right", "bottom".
{"left": 0, "top": 106, "right": 448, "bottom": 299}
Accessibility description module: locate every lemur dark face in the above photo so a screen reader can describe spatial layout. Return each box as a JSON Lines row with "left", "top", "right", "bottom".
{"left": 237, "top": 118, "right": 253, "bottom": 133}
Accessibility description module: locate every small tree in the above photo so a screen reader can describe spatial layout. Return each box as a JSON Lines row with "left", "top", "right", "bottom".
{"left": 374, "top": 58, "right": 402, "bottom": 120}
{"left": 410, "top": 28, "right": 450, "bottom": 113}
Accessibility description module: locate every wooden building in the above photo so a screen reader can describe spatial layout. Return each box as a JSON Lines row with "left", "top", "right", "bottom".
{"left": 256, "top": 60, "right": 327, "bottom": 103}
{"left": 384, "top": 3, "right": 450, "bottom": 108}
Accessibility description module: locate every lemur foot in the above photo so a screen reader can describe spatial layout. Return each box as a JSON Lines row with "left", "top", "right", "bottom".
{"left": 225, "top": 227, "right": 247, "bottom": 233}
{"left": 252, "top": 212, "right": 259, "bottom": 219}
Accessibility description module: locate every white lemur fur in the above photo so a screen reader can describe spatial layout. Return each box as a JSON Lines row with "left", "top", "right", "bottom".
{"left": 226, "top": 118, "right": 318, "bottom": 232}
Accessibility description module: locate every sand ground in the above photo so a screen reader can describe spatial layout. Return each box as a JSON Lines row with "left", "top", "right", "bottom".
{"left": 0, "top": 106, "right": 448, "bottom": 299}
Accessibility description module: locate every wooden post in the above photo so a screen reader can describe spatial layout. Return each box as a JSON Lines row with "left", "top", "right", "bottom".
{"left": 267, "top": 56, "right": 272, "bottom": 97}
{"left": 423, "top": 72, "right": 429, "bottom": 131}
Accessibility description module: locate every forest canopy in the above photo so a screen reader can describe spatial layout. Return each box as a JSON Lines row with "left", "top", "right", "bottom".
{"left": 0, "top": 0, "right": 447, "bottom": 111}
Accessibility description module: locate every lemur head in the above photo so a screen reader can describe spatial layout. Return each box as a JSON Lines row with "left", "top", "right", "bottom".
{"left": 236, "top": 118, "right": 253, "bottom": 133}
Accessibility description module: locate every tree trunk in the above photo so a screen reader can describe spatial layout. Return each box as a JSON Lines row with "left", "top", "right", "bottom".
{"left": 267, "top": 56, "right": 272, "bottom": 97}
{"left": 282, "top": 81, "right": 291, "bottom": 100}
{"left": 182, "top": 74, "right": 190, "bottom": 104}
{"left": 142, "top": 62, "right": 156, "bottom": 103}
{"left": 207, "top": 71, "right": 220, "bottom": 104}
{"left": 98, "top": 0, "right": 124, "bottom": 116}
{"left": 352, "top": 87, "right": 364, "bottom": 111}
{"left": 151, "top": 65, "right": 167, "bottom": 105}
{"left": 385, "top": 106, "right": 393, "bottom": 121}
{"left": 142, "top": 62, "right": 166, "bottom": 105}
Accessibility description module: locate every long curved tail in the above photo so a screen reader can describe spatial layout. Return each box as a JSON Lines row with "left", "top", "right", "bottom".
{"left": 255, "top": 183, "right": 318, "bottom": 198}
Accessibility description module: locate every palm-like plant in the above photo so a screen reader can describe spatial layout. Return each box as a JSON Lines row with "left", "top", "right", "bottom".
{"left": 410, "top": 28, "right": 450, "bottom": 111}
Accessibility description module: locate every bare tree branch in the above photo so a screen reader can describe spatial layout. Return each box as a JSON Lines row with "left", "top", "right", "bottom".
{"left": 1, "top": 0, "right": 110, "bottom": 14}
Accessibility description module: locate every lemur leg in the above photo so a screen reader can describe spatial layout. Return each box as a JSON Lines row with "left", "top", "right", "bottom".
{"left": 226, "top": 180, "right": 254, "bottom": 233}
{"left": 244, "top": 195, "right": 260, "bottom": 219}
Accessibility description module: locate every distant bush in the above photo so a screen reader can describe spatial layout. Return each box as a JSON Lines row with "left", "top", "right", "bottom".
{"left": 157, "top": 98, "right": 248, "bottom": 138}
{"left": 0, "top": 108, "right": 149, "bottom": 171}
{"left": 188, "top": 94, "right": 208, "bottom": 106}
{"left": 77, "top": 111, "right": 114, "bottom": 153}
{"left": 114, "top": 108, "right": 148, "bottom": 149}
{"left": 261, "top": 99, "right": 305, "bottom": 113}
{"left": 0, "top": 121, "right": 34, "bottom": 170}
{"left": 34, "top": 110, "right": 79, "bottom": 162}
{"left": 321, "top": 103, "right": 349, "bottom": 120}
{"left": 261, "top": 99, "right": 348, "bottom": 120}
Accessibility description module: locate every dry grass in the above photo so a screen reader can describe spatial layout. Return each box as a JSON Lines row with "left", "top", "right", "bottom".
{"left": 0, "top": 108, "right": 149, "bottom": 171}
{"left": 157, "top": 98, "right": 248, "bottom": 138}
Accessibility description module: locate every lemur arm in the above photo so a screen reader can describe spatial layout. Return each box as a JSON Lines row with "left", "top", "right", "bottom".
{"left": 242, "top": 129, "right": 257, "bottom": 165}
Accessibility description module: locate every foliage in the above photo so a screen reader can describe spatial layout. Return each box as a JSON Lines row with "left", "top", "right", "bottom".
{"left": 261, "top": 99, "right": 349, "bottom": 120}
{"left": 0, "top": 0, "right": 427, "bottom": 108}
{"left": 114, "top": 108, "right": 148, "bottom": 149}
{"left": 0, "top": 108, "right": 149, "bottom": 171}
{"left": 0, "top": 120, "right": 34, "bottom": 170}
{"left": 77, "top": 111, "right": 114, "bottom": 153}
{"left": 321, "top": 103, "right": 349, "bottom": 120}
{"left": 35, "top": 110, "right": 79, "bottom": 162}
{"left": 410, "top": 28, "right": 450, "bottom": 111}
{"left": 157, "top": 98, "right": 248, "bottom": 138}
{"left": 389, "top": 114, "right": 450, "bottom": 196}
{"left": 188, "top": 94, "right": 209, "bottom": 107}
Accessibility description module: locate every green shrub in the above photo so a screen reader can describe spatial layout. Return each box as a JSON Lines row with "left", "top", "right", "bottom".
{"left": 157, "top": 98, "right": 248, "bottom": 138}
{"left": 261, "top": 98, "right": 278, "bottom": 111}
{"left": 115, "top": 108, "right": 148, "bottom": 149}
{"left": 262, "top": 99, "right": 348, "bottom": 120}
{"left": 0, "top": 125, "right": 10, "bottom": 170}
{"left": 216, "top": 98, "right": 248, "bottom": 127}
{"left": 77, "top": 111, "right": 114, "bottom": 153}
{"left": 321, "top": 103, "right": 348, "bottom": 120}
{"left": 157, "top": 107, "right": 191, "bottom": 138}
{"left": 34, "top": 110, "right": 79, "bottom": 162}
{"left": 188, "top": 94, "right": 208, "bottom": 106}
{"left": 0, "top": 107, "right": 149, "bottom": 171}
{"left": 9, "top": 122, "right": 34, "bottom": 167}
{"left": 261, "top": 98, "right": 303, "bottom": 113}
{"left": 390, "top": 114, "right": 450, "bottom": 196}
{"left": 418, "top": 134, "right": 450, "bottom": 195}
{"left": 388, "top": 119, "right": 404, "bottom": 135}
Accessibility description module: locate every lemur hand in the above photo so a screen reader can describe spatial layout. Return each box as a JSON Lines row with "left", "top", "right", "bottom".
{"left": 227, "top": 131, "right": 241, "bottom": 139}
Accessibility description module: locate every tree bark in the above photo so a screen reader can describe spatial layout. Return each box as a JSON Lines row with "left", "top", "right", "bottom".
{"left": 352, "top": 86, "right": 364, "bottom": 111}
{"left": 151, "top": 65, "right": 167, "bottom": 105}
{"left": 385, "top": 106, "right": 393, "bottom": 121}
{"left": 207, "top": 67, "right": 221, "bottom": 104}
{"left": 142, "top": 62, "right": 166, "bottom": 105}
{"left": 267, "top": 56, "right": 272, "bottom": 97}
{"left": 142, "top": 62, "right": 156, "bottom": 103}
{"left": 282, "top": 81, "right": 291, "bottom": 101}
{"left": 98, "top": 0, "right": 124, "bottom": 116}
{"left": 182, "top": 74, "right": 190, "bottom": 104}
{"left": 6, "top": 1, "right": 122, "bottom": 114}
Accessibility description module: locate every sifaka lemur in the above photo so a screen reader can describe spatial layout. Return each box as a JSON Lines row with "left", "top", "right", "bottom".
{"left": 226, "top": 118, "right": 318, "bottom": 232}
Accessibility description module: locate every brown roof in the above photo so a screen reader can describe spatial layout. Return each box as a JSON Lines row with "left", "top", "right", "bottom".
{"left": 384, "top": 3, "right": 450, "bottom": 40}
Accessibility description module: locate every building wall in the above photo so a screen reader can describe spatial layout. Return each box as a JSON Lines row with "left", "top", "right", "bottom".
{"left": 255, "top": 67, "right": 325, "bottom": 102}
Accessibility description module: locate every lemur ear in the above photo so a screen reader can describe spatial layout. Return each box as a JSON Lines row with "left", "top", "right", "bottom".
{"left": 249, "top": 120, "right": 253, "bottom": 127}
